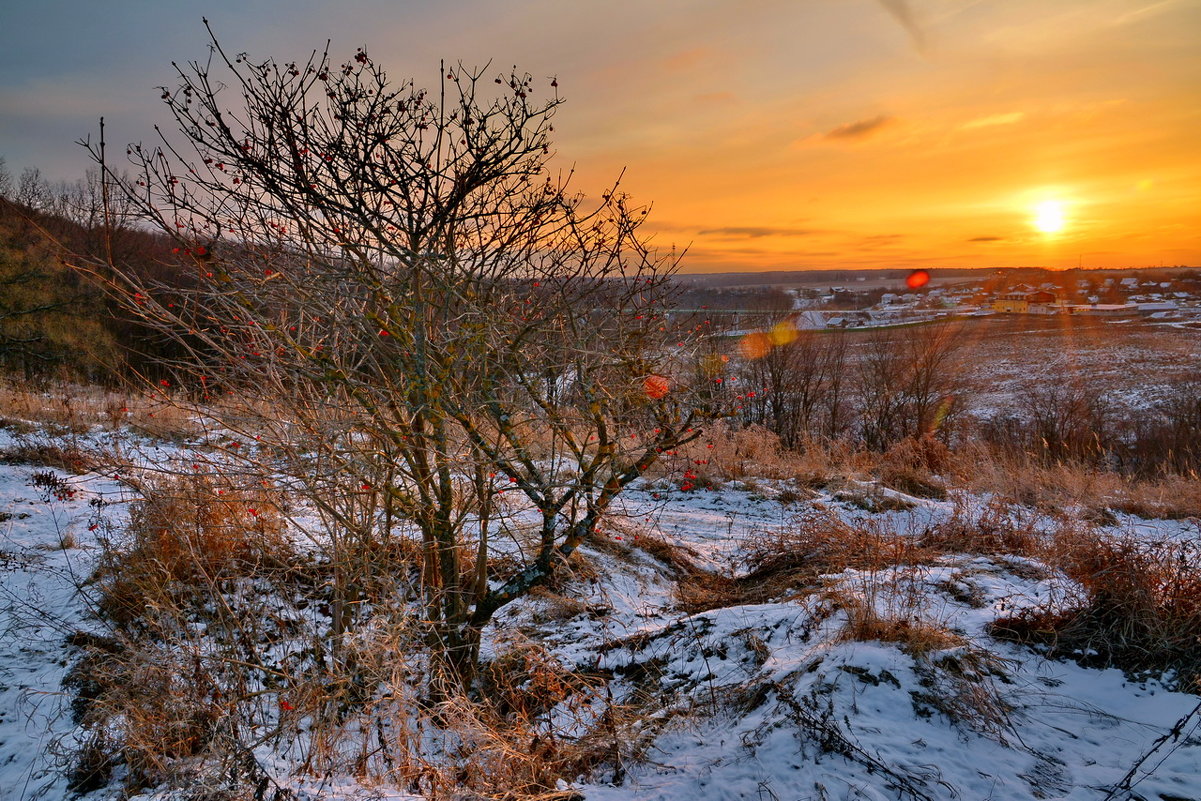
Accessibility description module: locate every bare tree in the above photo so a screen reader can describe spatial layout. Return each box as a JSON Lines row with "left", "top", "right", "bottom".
{"left": 855, "top": 321, "right": 968, "bottom": 451}
{"left": 0, "top": 157, "right": 12, "bottom": 200}
{"left": 741, "top": 328, "right": 848, "bottom": 447}
{"left": 79, "top": 24, "right": 721, "bottom": 686}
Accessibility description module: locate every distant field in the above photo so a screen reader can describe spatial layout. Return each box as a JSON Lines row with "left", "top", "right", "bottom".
{"left": 838, "top": 315, "right": 1201, "bottom": 411}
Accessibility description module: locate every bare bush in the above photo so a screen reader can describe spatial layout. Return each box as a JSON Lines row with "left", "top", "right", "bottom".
{"left": 74, "top": 26, "right": 728, "bottom": 691}
{"left": 739, "top": 327, "right": 848, "bottom": 447}
{"left": 981, "top": 373, "right": 1113, "bottom": 466}
{"left": 991, "top": 524, "right": 1201, "bottom": 688}
{"left": 855, "top": 321, "right": 970, "bottom": 451}
{"left": 919, "top": 497, "right": 1040, "bottom": 556}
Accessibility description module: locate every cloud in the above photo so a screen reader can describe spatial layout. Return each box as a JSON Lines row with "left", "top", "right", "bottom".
{"left": 857, "top": 234, "right": 904, "bottom": 249}
{"left": 698, "top": 226, "right": 816, "bottom": 238}
{"left": 1114, "top": 0, "right": 1180, "bottom": 26}
{"left": 823, "top": 115, "right": 895, "bottom": 141}
{"left": 961, "top": 112, "right": 1026, "bottom": 130}
{"left": 876, "top": 0, "right": 927, "bottom": 53}
{"left": 968, "top": 236, "right": 1005, "bottom": 242}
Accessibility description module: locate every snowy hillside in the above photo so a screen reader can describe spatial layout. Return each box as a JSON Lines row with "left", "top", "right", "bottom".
{"left": 1, "top": 421, "right": 1199, "bottom": 801}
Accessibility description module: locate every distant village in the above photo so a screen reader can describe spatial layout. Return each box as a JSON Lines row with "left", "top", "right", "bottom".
{"left": 780, "top": 271, "right": 1201, "bottom": 330}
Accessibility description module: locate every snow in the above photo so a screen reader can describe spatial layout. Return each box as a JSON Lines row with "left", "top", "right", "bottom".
{"left": 1, "top": 422, "right": 1199, "bottom": 800}
{"left": 0, "top": 430, "right": 128, "bottom": 800}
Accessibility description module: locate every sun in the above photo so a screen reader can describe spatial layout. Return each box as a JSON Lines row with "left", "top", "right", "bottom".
{"left": 1032, "top": 200, "right": 1066, "bottom": 234}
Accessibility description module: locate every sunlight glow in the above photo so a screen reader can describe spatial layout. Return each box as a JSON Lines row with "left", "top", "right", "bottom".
{"left": 1032, "top": 200, "right": 1067, "bottom": 234}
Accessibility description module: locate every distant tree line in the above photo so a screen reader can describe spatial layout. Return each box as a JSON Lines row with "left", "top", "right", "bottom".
{"left": 734, "top": 319, "right": 1201, "bottom": 477}
{"left": 0, "top": 158, "right": 219, "bottom": 384}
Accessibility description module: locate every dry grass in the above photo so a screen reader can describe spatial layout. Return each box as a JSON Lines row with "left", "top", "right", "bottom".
{"left": 0, "top": 435, "right": 97, "bottom": 473}
{"left": 955, "top": 441, "right": 1201, "bottom": 522}
{"left": 877, "top": 437, "right": 951, "bottom": 500}
{"left": 991, "top": 523, "right": 1201, "bottom": 688}
{"left": 653, "top": 423, "right": 872, "bottom": 489}
{"left": 1109, "top": 473, "right": 1201, "bottom": 520}
{"left": 830, "top": 483, "right": 917, "bottom": 513}
{"left": 0, "top": 379, "right": 124, "bottom": 431}
{"left": 823, "top": 565, "right": 1017, "bottom": 740}
{"left": 741, "top": 507, "right": 929, "bottom": 579}
{"left": 679, "top": 508, "right": 932, "bottom": 613}
{"left": 94, "top": 472, "right": 288, "bottom": 627}
{"left": 65, "top": 641, "right": 226, "bottom": 794}
{"left": 919, "top": 497, "right": 1041, "bottom": 556}
{"left": 69, "top": 469, "right": 651, "bottom": 800}
{"left": 0, "top": 377, "right": 204, "bottom": 441}
{"left": 832, "top": 594, "right": 964, "bottom": 657}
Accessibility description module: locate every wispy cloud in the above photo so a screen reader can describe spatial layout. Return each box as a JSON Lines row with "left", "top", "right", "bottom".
{"left": 961, "top": 112, "right": 1026, "bottom": 130}
{"left": 968, "top": 236, "right": 1005, "bottom": 242}
{"left": 1113, "top": 0, "right": 1180, "bottom": 26}
{"left": 698, "top": 226, "right": 819, "bottom": 239}
{"left": 824, "top": 115, "right": 895, "bottom": 141}
{"left": 858, "top": 233, "right": 904, "bottom": 248}
{"left": 876, "top": 0, "right": 927, "bottom": 53}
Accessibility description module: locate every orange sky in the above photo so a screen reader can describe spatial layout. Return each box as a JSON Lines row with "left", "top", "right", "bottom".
{"left": 3, "top": 0, "right": 1199, "bottom": 272}
{"left": 545, "top": 0, "right": 1201, "bottom": 273}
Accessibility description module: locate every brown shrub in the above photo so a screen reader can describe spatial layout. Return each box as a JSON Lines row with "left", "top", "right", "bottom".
{"left": 832, "top": 593, "right": 963, "bottom": 657}
{"left": 991, "top": 525, "right": 1201, "bottom": 688}
{"left": 0, "top": 436, "right": 97, "bottom": 473}
{"left": 64, "top": 639, "right": 228, "bottom": 794}
{"left": 676, "top": 509, "right": 932, "bottom": 613}
{"left": 877, "top": 436, "right": 950, "bottom": 499}
{"left": 629, "top": 532, "right": 704, "bottom": 577}
{"left": 881, "top": 435, "right": 953, "bottom": 475}
{"left": 919, "top": 497, "right": 1040, "bottom": 556}
{"left": 1109, "top": 474, "right": 1201, "bottom": 520}
{"left": 741, "top": 508, "right": 927, "bottom": 580}
{"left": 95, "top": 472, "right": 288, "bottom": 626}
{"left": 654, "top": 422, "right": 804, "bottom": 485}
{"left": 880, "top": 466, "right": 948, "bottom": 500}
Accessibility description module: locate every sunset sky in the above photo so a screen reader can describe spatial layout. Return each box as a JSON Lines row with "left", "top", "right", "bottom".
{"left": 2, "top": 0, "right": 1198, "bottom": 272}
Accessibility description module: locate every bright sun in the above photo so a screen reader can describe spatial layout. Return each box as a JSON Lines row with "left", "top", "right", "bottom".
{"left": 1032, "top": 200, "right": 1066, "bottom": 234}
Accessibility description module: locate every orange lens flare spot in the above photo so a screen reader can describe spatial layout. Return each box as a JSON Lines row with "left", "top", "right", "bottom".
{"left": 769, "top": 320, "right": 797, "bottom": 347}
{"left": 906, "top": 270, "right": 930, "bottom": 289}
{"left": 738, "top": 332, "right": 772, "bottom": 359}
{"left": 643, "top": 374, "right": 670, "bottom": 399}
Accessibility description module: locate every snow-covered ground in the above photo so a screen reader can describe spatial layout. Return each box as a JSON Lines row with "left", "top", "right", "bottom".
{"left": 1, "top": 422, "right": 1199, "bottom": 800}
{"left": 0, "top": 429, "right": 126, "bottom": 800}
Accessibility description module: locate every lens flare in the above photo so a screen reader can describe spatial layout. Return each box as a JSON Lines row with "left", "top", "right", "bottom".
{"left": 643, "top": 374, "right": 669, "bottom": 399}
{"left": 906, "top": 270, "right": 930, "bottom": 289}
{"left": 738, "top": 332, "right": 772, "bottom": 359}
{"left": 769, "top": 320, "right": 798, "bottom": 346}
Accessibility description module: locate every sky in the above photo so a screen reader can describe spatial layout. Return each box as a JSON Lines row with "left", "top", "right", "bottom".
{"left": 1, "top": 0, "right": 1198, "bottom": 273}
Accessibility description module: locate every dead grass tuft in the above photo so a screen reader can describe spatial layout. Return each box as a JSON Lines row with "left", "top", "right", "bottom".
{"left": 94, "top": 472, "right": 288, "bottom": 627}
{"left": 678, "top": 509, "right": 932, "bottom": 613}
{"left": 878, "top": 436, "right": 951, "bottom": 500}
{"left": 823, "top": 565, "right": 1018, "bottom": 740}
{"left": 0, "top": 378, "right": 212, "bottom": 446}
{"left": 919, "top": 497, "right": 1040, "bottom": 556}
{"left": 63, "top": 637, "right": 229, "bottom": 795}
{"left": 0, "top": 435, "right": 98, "bottom": 474}
{"left": 832, "top": 594, "right": 964, "bottom": 657}
{"left": 742, "top": 508, "right": 928, "bottom": 579}
{"left": 991, "top": 523, "right": 1201, "bottom": 688}
{"left": 1109, "top": 474, "right": 1201, "bottom": 520}
{"left": 954, "top": 443, "right": 1201, "bottom": 522}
